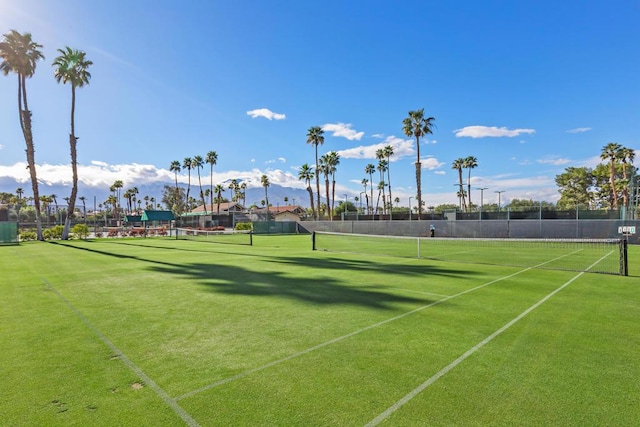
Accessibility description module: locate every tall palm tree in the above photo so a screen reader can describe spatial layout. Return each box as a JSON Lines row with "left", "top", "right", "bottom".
{"left": 375, "top": 181, "right": 385, "bottom": 215}
{"left": 228, "top": 179, "right": 239, "bottom": 203}
{"left": 192, "top": 155, "right": 206, "bottom": 213}
{"left": 601, "top": 143, "right": 622, "bottom": 210}
{"left": 383, "top": 145, "right": 394, "bottom": 211}
{"left": 327, "top": 151, "right": 340, "bottom": 217}
{"left": 402, "top": 109, "right": 436, "bottom": 218}
{"left": 123, "top": 189, "right": 133, "bottom": 213}
{"left": 261, "top": 174, "right": 270, "bottom": 219}
{"left": 464, "top": 156, "right": 478, "bottom": 212}
{"left": 16, "top": 187, "right": 23, "bottom": 201}
{"left": 1, "top": 30, "right": 45, "bottom": 239}
{"left": 182, "top": 157, "right": 192, "bottom": 210}
{"left": 111, "top": 180, "right": 123, "bottom": 221}
{"left": 452, "top": 158, "right": 466, "bottom": 211}
{"left": 298, "top": 163, "right": 315, "bottom": 216}
{"left": 206, "top": 151, "right": 218, "bottom": 211}
{"left": 78, "top": 196, "right": 86, "bottom": 221}
{"left": 365, "top": 163, "right": 375, "bottom": 214}
{"left": 169, "top": 160, "right": 181, "bottom": 193}
{"left": 53, "top": 46, "right": 92, "bottom": 239}
{"left": 619, "top": 147, "right": 635, "bottom": 208}
{"left": 214, "top": 184, "right": 224, "bottom": 218}
{"left": 377, "top": 158, "right": 388, "bottom": 214}
{"left": 319, "top": 154, "right": 331, "bottom": 218}
{"left": 240, "top": 182, "right": 247, "bottom": 207}
{"left": 306, "top": 126, "right": 324, "bottom": 219}
{"left": 361, "top": 178, "right": 369, "bottom": 214}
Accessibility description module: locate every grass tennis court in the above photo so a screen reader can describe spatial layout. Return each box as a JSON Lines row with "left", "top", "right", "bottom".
{"left": 2, "top": 235, "right": 639, "bottom": 426}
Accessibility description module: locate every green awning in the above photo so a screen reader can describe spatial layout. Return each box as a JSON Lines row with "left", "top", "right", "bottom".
{"left": 141, "top": 210, "right": 175, "bottom": 221}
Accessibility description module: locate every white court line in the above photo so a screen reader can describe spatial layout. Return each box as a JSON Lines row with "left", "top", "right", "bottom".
{"left": 389, "top": 287, "right": 452, "bottom": 298}
{"left": 364, "top": 250, "right": 612, "bottom": 426}
{"left": 43, "top": 278, "right": 200, "bottom": 427}
{"left": 176, "top": 250, "right": 579, "bottom": 401}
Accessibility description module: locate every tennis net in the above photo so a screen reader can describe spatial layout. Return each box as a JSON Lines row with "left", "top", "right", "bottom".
{"left": 312, "top": 231, "right": 628, "bottom": 275}
{"left": 175, "top": 228, "right": 253, "bottom": 245}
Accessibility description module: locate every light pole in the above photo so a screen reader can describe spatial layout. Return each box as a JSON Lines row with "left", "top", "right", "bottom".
{"left": 495, "top": 190, "right": 505, "bottom": 211}
{"left": 475, "top": 187, "right": 488, "bottom": 217}
{"left": 408, "top": 196, "right": 413, "bottom": 221}
{"left": 343, "top": 194, "right": 348, "bottom": 213}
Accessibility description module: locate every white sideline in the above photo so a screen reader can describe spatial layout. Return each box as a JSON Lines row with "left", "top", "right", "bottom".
{"left": 176, "top": 250, "right": 580, "bottom": 401}
{"left": 364, "top": 251, "right": 612, "bottom": 426}
{"left": 43, "top": 279, "right": 200, "bottom": 427}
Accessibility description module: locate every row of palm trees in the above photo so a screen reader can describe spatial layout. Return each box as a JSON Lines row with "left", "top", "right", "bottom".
{"left": 303, "top": 110, "right": 436, "bottom": 220}
{"left": 1, "top": 29, "right": 92, "bottom": 240}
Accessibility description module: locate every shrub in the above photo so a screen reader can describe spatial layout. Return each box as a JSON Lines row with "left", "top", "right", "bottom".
{"left": 71, "top": 223, "right": 90, "bottom": 240}
{"left": 19, "top": 230, "right": 37, "bottom": 241}
{"left": 46, "top": 225, "right": 64, "bottom": 240}
{"left": 235, "top": 222, "right": 253, "bottom": 231}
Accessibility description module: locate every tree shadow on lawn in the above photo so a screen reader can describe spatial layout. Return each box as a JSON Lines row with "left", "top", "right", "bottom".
{"left": 48, "top": 241, "right": 471, "bottom": 309}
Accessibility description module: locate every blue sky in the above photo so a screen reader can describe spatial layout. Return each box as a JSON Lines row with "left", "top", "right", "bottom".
{"left": 1, "top": 0, "right": 638, "bottom": 207}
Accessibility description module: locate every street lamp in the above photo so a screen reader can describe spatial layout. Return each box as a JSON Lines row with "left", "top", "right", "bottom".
{"left": 408, "top": 196, "right": 413, "bottom": 221}
{"left": 495, "top": 190, "right": 505, "bottom": 211}
{"left": 475, "top": 187, "right": 488, "bottom": 217}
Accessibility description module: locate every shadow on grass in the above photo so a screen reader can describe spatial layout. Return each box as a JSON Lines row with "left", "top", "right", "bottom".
{"left": 48, "top": 240, "right": 471, "bottom": 309}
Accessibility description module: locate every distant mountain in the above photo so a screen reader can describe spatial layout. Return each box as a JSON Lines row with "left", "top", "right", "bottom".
{"left": 1, "top": 178, "right": 315, "bottom": 209}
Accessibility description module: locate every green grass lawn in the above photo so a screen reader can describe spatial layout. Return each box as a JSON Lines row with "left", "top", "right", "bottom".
{"left": 2, "top": 235, "right": 639, "bottom": 426}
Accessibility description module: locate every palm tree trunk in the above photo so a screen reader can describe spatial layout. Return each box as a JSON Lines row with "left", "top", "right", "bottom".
{"left": 315, "top": 147, "right": 321, "bottom": 220}
{"left": 415, "top": 161, "right": 422, "bottom": 219}
{"left": 307, "top": 186, "right": 315, "bottom": 216}
{"left": 609, "top": 161, "right": 618, "bottom": 209}
{"left": 62, "top": 85, "right": 77, "bottom": 240}
{"left": 325, "top": 178, "right": 330, "bottom": 220}
{"left": 19, "top": 75, "right": 43, "bottom": 240}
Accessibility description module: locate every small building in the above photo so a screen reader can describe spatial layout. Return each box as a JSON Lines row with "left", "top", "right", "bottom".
{"left": 252, "top": 205, "right": 306, "bottom": 221}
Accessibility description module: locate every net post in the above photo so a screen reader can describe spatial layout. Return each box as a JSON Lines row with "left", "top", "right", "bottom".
{"left": 620, "top": 239, "right": 628, "bottom": 276}
{"left": 312, "top": 231, "right": 316, "bottom": 250}
{"left": 249, "top": 231, "right": 253, "bottom": 246}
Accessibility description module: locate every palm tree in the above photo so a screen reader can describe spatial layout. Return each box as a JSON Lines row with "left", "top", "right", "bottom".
{"left": 261, "top": 174, "right": 270, "bottom": 219}
{"left": 601, "top": 143, "right": 622, "bottom": 210}
{"left": 319, "top": 154, "right": 331, "bottom": 218}
{"left": 298, "top": 163, "right": 315, "bottom": 216}
{"left": 327, "top": 151, "right": 340, "bottom": 217}
{"left": 123, "top": 189, "right": 133, "bottom": 213}
{"left": 78, "top": 196, "right": 86, "bottom": 221}
{"left": 192, "top": 155, "right": 206, "bottom": 213}
{"left": 464, "top": 156, "right": 478, "bottom": 212}
{"left": 306, "top": 126, "right": 325, "bottom": 220}
{"left": 228, "top": 179, "right": 239, "bottom": 203}
{"left": 375, "top": 181, "right": 385, "bottom": 215}
{"left": 1, "top": 30, "right": 45, "bottom": 239}
{"left": 182, "top": 157, "right": 192, "bottom": 210}
{"left": 365, "top": 163, "right": 375, "bottom": 214}
{"left": 452, "top": 158, "right": 466, "bottom": 211}
{"left": 377, "top": 158, "right": 388, "bottom": 214}
{"left": 206, "top": 151, "right": 218, "bottom": 211}
{"left": 111, "top": 180, "right": 123, "bottom": 222}
{"left": 214, "top": 184, "right": 224, "bottom": 218}
{"left": 619, "top": 147, "right": 635, "bottom": 208}
{"left": 383, "top": 145, "right": 394, "bottom": 211}
{"left": 16, "top": 187, "right": 23, "bottom": 201}
{"left": 169, "top": 160, "right": 181, "bottom": 193}
{"left": 402, "top": 109, "right": 436, "bottom": 218}
{"left": 361, "top": 178, "right": 369, "bottom": 214}
{"left": 52, "top": 46, "right": 92, "bottom": 239}
{"left": 240, "top": 182, "right": 247, "bottom": 207}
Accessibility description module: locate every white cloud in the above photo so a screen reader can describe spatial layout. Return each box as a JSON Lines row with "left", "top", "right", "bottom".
{"left": 322, "top": 123, "right": 364, "bottom": 141}
{"left": 336, "top": 136, "right": 413, "bottom": 160}
{"left": 454, "top": 126, "right": 535, "bottom": 138}
{"left": 246, "top": 108, "right": 286, "bottom": 120}
{"left": 278, "top": 157, "right": 286, "bottom": 163}
{"left": 0, "top": 144, "right": 4, "bottom": 150}
{"left": 537, "top": 157, "right": 571, "bottom": 166}
{"left": 423, "top": 157, "right": 444, "bottom": 170}
{"left": 371, "top": 134, "right": 385, "bottom": 139}
{"left": 566, "top": 127, "right": 592, "bottom": 133}
{"left": 434, "top": 170, "right": 446, "bottom": 175}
